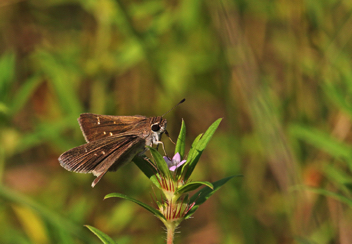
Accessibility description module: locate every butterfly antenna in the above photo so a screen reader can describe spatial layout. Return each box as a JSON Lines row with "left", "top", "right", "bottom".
{"left": 161, "top": 98, "right": 186, "bottom": 117}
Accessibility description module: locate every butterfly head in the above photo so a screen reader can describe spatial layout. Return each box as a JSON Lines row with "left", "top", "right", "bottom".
{"left": 150, "top": 116, "right": 167, "bottom": 145}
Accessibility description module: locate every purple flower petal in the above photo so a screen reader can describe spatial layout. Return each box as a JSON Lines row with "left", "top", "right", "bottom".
{"left": 169, "top": 166, "right": 177, "bottom": 171}
{"left": 173, "top": 153, "right": 181, "bottom": 163}
{"left": 164, "top": 153, "right": 187, "bottom": 171}
{"left": 178, "top": 160, "right": 186, "bottom": 167}
{"left": 163, "top": 156, "right": 173, "bottom": 167}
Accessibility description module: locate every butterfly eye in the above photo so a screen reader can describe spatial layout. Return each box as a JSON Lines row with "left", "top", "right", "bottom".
{"left": 151, "top": 124, "right": 160, "bottom": 132}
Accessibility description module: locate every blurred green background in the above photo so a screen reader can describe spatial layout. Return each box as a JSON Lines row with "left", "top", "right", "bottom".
{"left": 1, "top": 0, "right": 352, "bottom": 243}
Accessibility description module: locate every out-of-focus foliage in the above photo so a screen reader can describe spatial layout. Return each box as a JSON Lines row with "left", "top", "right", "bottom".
{"left": 1, "top": 0, "right": 352, "bottom": 243}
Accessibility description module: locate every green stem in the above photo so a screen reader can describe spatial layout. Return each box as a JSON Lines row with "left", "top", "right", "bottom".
{"left": 166, "top": 222, "right": 176, "bottom": 244}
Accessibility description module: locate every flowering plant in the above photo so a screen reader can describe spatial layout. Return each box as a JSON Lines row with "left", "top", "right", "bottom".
{"left": 86, "top": 119, "right": 234, "bottom": 244}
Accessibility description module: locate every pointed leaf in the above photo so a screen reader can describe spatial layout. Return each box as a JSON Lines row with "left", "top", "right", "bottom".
{"left": 105, "top": 193, "right": 166, "bottom": 220}
{"left": 196, "top": 118, "right": 222, "bottom": 150}
{"left": 0, "top": 185, "right": 91, "bottom": 242}
{"left": 290, "top": 124, "right": 352, "bottom": 160}
{"left": 133, "top": 156, "right": 161, "bottom": 188}
{"left": 0, "top": 51, "right": 15, "bottom": 99}
{"left": 185, "top": 175, "right": 234, "bottom": 219}
{"left": 323, "top": 82, "right": 352, "bottom": 119}
{"left": 305, "top": 187, "right": 352, "bottom": 208}
{"left": 12, "top": 205, "right": 48, "bottom": 244}
{"left": 11, "top": 76, "right": 42, "bottom": 114}
{"left": 85, "top": 225, "right": 116, "bottom": 244}
{"left": 184, "top": 118, "right": 222, "bottom": 180}
{"left": 175, "top": 181, "right": 213, "bottom": 195}
{"left": 148, "top": 146, "right": 171, "bottom": 178}
{"left": 181, "top": 133, "right": 202, "bottom": 175}
{"left": 175, "top": 119, "right": 186, "bottom": 158}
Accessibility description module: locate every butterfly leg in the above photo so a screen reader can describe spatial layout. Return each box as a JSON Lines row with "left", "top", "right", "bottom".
{"left": 141, "top": 155, "right": 157, "bottom": 170}
{"left": 154, "top": 141, "right": 167, "bottom": 156}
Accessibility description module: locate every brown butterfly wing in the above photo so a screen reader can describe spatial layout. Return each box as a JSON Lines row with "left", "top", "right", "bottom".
{"left": 78, "top": 113, "right": 148, "bottom": 142}
{"left": 58, "top": 134, "right": 145, "bottom": 187}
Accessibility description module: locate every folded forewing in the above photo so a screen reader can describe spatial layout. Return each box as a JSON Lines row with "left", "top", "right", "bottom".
{"left": 58, "top": 135, "right": 145, "bottom": 174}
{"left": 78, "top": 113, "right": 147, "bottom": 142}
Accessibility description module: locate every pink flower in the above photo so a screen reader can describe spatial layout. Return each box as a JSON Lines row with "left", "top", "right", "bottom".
{"left": 163, "top": 153, "right": 186, "bottom": 171}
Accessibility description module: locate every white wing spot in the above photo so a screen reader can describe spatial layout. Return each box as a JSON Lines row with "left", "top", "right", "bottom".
{"left": 109, "top": 132, "right": 113, "bottom": 136}
{"left": 94, "top": 153, "right": 98, "bottom": 156}
{"left": 102, "top": 151, "right": 106, "bottom": 155}
{"left": 97, "top": 117, "right": 101, "bottom": 125}
{"left": 103, "top": 131, "right": 106, "bottom": 135}
{"left": 84, "top": 148, "right": 88, "bottom": 152}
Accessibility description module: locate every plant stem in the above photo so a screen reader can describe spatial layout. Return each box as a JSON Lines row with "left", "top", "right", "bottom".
{"left": 166, "top": 222, "right": 175, "bottom": 244}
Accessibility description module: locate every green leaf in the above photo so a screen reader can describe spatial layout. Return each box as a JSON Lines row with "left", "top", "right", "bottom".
{"left": 175, "top": 119, "right": 186, "bottom": 158}
{"left": 323, "top": 163, "right": 352, "bottom": 189}
{"left": 0, "top": 51, "right": 15, "bottom": 100}
{"left": 323, "top": 82, "right": 352, "bottom": 119}
{"left": 290, "top": 124, "right": 352, "bottom": 159}
{"left": 105, "top": 193, "right": 166, "bottom": 221}
{"left": 181, "top": 133, "right": 202, "bottom": 176}
{"left": 175, "top": 181, "right": 213, "bottom": 195}
{"left": 85, "top": 225, "right": 117, "bottom": 244}
{"left": 133, "top": 156, "right": 161, "bottom": 188}
{"left": 148, "top": 146, "right": 171, "bottom": 179}
{"left": 0, "top": 185, "right": 91, "bottom": 243}
{"left": 196, "top": 118, "right": 222, "bottom": 149}
{"left": 11, "top": 75, "right": 42, "bottom": 114}
{"left": 34, "top": 50, "right": 82, "bottom": 116}
{"left": 305, "top": 187, "right": 352, "bottom": 208}
{"left": 0, "top": 102, "right": 9, "bottom": 114}
{"left": 185, "top": 175, "right": 234, "bottom": 219}
{"left": 183, "top": 118, "right": 222, "bottom": 180}
{"left": 19, "top": 117, "right": 77, "bottom": 153}
{"left": 290, "top": 124, "right": 352, "bottom": 171}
